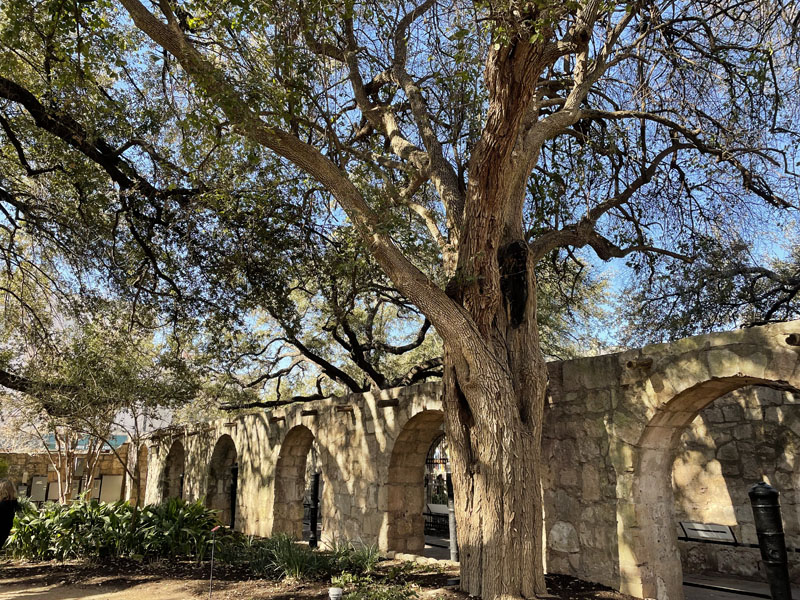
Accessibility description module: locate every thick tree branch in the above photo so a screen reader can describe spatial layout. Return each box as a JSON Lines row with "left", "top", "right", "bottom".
{"left": 390, "top": 0, "right": 465, "bottom": 239}
{"left": 374, "top": 318, "right": 432, "bottom": 354}
{"left": 0, "top": 77, "right": 196, "bottom": 210}
{"left": 391, "top": 356, "right": 443, "bottom": 387}
{"left": 0, "top": 367, "right": 76, "bottom": 416}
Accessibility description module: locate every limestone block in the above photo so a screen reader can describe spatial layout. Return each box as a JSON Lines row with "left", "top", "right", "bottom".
{"left": 561, "top": 360, "right": 586, "bottom": 393}
{"left": 774, "top": 470, "right": 794, "bottom": 492}
{"left": 661, "top": 353, "right": 711, "bottom": 397}
{"left": 610, "top": 410, "right": 646, "bottom": 447}
{"left": 764, "top": 350, "right": 800, "bottom": 383}
{"left": 546, "top": 552, "right": 570, "bottom": 575}
{"left": 722, "top": 404, "right": 744, "bottom": 422}
{"left": 716, "top": 546, "right": 760, "bottom": 578}
{"left": 716, "top": 442, "right": 739, "bottom": 462}
{"left": 732, "top": 423, "right": 753, "bottom": 440}
{"left": 778, "top": 451, "right": 795, "bottom": 472}
{"left": 707, "top": 349, "right": 744, "bottom": 379}
{"left": 560, "top": 468, "right": 578, "bottom": 488}
{"left": 548, "top": 521, "right": 580, "bottom": 553}
{"left": 579, "top": 520, "right": 594, "bottom": 548}
{"left": 578, "top": 436, "right": 601, "bottom": 461}
{"left": 581, "top": 468, "right": 601, "bottom": 502}
{"left": 582, "top": 416, "right": 608, "bottom": 439}
{"left": 587, "top": 390, "right": 612, "bottom": 412}
{"left": 788, "top": 419, "right": 800, "bottom": 439}
{"left": 741, "top": 455, "right": 762, "bottom": 480}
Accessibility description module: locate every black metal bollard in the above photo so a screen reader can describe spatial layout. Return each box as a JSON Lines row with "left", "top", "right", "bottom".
{"left": 446, "top": 473, "right": 459, "bottom": 562}
{"left": 309, "top": 472, "right": 321, "bottom": 548}
{"left": 749, "top": 481, "right": 792, "bottom": 600}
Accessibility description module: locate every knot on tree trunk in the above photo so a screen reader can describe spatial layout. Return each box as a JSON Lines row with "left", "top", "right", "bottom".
{"left": 498, "top": 240, "right": 529, "bottom": 328}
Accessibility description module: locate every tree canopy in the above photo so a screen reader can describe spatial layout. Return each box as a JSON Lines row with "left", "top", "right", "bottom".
{"left": 0, "top": 0, "right": 611, "bottom": 411}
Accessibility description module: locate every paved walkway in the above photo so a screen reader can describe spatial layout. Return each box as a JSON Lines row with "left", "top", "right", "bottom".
{"left": 684, "top": 574, "right": 800, "bottom": 600}
{"left": 423, "top": 534, "right": 453, "bottom": 560}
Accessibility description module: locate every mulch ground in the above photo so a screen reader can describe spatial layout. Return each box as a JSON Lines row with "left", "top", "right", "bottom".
{"left": 0, "top": 557, "right": 635, "bottom": 600}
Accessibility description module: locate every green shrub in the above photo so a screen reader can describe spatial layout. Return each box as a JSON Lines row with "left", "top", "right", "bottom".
{"left": 0, "top": 458, "right": 9, "bottom": 479}
{"left": 325, "top": 539, "right": 380, "bottom": 575}
{"left": 6, "top": 496, "right": 218, "bottom": 561}
{"left": 137, "top": 497, "right": 218, "bottom": 561}
{"left": 212, "top": 534, "right": 380, "bottom": 581}
{"left": 7, "top": 498, "right": 383, "bottom": 584}
{"left": 333, "top": 573, "right": 418, "bottom": 600}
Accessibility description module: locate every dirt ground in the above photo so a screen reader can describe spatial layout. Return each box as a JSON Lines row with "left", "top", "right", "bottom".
{"left": 0, "top": 558, "right": 633, "bottom": 600}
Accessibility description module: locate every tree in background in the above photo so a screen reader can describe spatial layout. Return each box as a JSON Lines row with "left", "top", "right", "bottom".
{"left": 1, "top": 0, "right": 799, "bottom": 597}
{"left": 623, "top": 230, "right": 800, "bottom": 344}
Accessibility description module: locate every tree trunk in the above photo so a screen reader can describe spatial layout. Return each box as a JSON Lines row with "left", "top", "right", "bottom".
{"left": 442, "top": 240, "right": 548, "bottom": 600}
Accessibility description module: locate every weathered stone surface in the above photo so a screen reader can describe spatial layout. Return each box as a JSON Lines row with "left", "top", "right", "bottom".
{"left": 548, "top": 521, "right": 580, "bottom": 553}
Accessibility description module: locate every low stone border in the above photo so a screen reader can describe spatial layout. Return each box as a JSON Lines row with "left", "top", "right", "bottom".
{"left": 383, "top": 551, "right": 459, "bottom": 568}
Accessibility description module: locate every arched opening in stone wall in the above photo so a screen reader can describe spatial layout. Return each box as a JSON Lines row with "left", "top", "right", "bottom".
{"left": 273, "top": 424, "right": 315, "bottom": 539}
{"left": 206, "top": 434, "right": 238, "bottom": 529}
{"left": 423, "top": 433, "right": 452, "bottom": 559}
{"left": 134, "top": 444, "right": 148, "bottom": 506}
{"left": 301, "top": 438, "right": 323, "bottom": 542}
{"left": 634, "top": 376, "right": 799, "bottom": 600}
{"left": 386, "top": 409, "right": 445, "bottom": 556}
{"left": 672, "top": 386, "right": 800, "bottom": 584}
{"left": 160, "top": 440, "right": 185, "bottom": 500}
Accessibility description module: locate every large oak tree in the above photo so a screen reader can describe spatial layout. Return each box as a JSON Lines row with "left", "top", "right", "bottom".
{"left": 2, "top": 0, "right": 800, "bottom": 597}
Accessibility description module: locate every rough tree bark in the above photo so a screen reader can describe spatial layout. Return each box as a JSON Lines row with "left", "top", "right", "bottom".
{"left": 442, "top": 257, "right": 548, "bottom": 599}
{"left": 435, "top": 36, "right": 552, "bottom": 599}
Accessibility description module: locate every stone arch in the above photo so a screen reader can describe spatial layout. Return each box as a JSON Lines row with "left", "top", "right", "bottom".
{"left": 386, "top": 409, "right": 444, "bottom": 554}
{"left": 206, "top": 434, "right": 238, "bottom": 528}
{"left": 272, "top": 424, "right": 315, "bottom": 538}
{"left": 631, "top": 357, "right": 800, "bottom": 600}
{"left": 134, "top": 444, "right": 148, "bottom": 506}
{"left": 160, "top": 440, "right": 185, "bottom": 501}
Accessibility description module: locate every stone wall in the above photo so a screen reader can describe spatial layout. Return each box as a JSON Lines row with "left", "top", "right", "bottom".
{"left": 540, "top": 320, "right": 800, "bottom": 600}
{"left": 145, "top": 383, "right": 444, "bottom": 552}
{"left": 143, "top": 320, "right": 800, "bottom": 600}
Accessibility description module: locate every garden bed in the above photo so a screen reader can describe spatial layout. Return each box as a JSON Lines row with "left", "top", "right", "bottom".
{"left": 0, "top": 557, "right": 634, "bottom": 600}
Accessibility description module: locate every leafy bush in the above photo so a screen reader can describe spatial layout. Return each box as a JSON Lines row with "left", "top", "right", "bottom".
{"left": 6, "top": 497, "right": 382, "bottom": 584}
{"left": 325, "top": 539, "right": 380, "bottom": 575}
{"left": 213, "top": 533, "right": 380, "bottom": 581}
{"left": 333, "top": 572, "right": 418, "bottom": 600}
{"left": 0, "top": 458, "right": 9, "bottom": 479}
{"left": 137, "top": 497, "right": 218, "bottom": 560}
{"left": 6, "top": 496, "right": 217, "bottom": 561}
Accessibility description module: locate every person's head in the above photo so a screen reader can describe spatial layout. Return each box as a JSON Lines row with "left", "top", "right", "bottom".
{"left": 0, "top": 479, "right": 16, "bottom": 502}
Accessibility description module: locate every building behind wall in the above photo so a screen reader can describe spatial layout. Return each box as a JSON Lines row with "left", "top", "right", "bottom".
{"left": 0, "top": 443, "right": 132, "bottom": 504}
